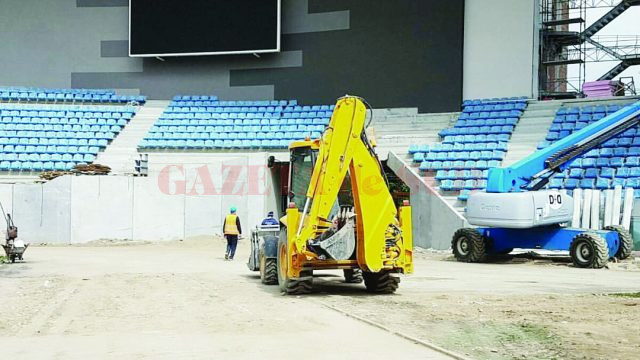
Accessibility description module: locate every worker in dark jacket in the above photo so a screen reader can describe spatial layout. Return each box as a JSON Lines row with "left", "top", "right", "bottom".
{"left": 261, "top": 211, "right": 279, "bottom": 226}
{"left": 223, "top": 206, "right": 242, "bottom": 260}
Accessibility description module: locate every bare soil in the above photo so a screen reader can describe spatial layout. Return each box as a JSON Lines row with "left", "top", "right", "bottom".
{"left": 1, "top": 238, "right": 639, "bottom": 359}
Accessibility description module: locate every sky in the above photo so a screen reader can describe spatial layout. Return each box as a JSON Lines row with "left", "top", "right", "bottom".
{"left": 567, "top": 6, "right": 640, "bottom": 93}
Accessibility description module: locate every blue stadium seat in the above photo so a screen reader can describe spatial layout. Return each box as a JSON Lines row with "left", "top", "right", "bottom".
{"left": 580, "top": 178, "right": 595, "bottom": 189}
{"left": 458, "top": 190, "right": 471, "bottom": 201}
{"left": 600, "top": 167, "right": 615, "bottom": 179}
{"left": 549, "top": 178, "right": 564, "bottom": 189}
{"left": 569, "top": 168, "right": 584, "bottom": 178}
{"left": 625, "top": 178, "right": 640, "bottom": 188}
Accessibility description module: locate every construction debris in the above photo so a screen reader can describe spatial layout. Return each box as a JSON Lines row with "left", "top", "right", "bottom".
{"left": 39, "top": 171, "right": 73, "bottom": 181}
{"left": 72, "top": 163, "right": 111, "bottom": 175}
{"left": 39, "top": 164, "right": 111, "bottom": 181}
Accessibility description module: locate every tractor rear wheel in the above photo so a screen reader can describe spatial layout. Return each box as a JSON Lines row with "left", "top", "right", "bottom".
{"left": 259, "top": 248, "right": 277, "bottom": 285}
{"left": 603, "top": 225, "right": 632, "bottom": 260}
{"left": 363, "top": 270, "right": 400, "bottom": 294}
{"left": 452, "top": 228, "right": 488, "bottom": 263}
{"left": 343, "top": 269, "right": 363, "bottom": 283}
{"left": 277, "top": 237, "right": 312, "bottom": 294}
{"left": 570, "top": 232, "right": 608, "bottom": 269}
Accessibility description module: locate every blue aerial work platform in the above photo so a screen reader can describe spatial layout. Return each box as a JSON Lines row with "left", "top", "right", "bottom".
{"left": 453, "top": 101, "right": 639, "bottom": 268}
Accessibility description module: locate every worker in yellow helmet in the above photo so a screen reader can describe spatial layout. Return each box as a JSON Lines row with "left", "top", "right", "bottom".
{"left": 223, "top": 206, "right": 242, "bottom": 260}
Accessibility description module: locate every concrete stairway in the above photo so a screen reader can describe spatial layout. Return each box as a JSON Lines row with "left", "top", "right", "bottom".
{"left": 502, "top": 100, "right": 562, "bottom": 167}
{"left": 370, "top": 108, "right": 457, "bottom": 160}
{"left": 95, "top": 100, "right": 168, "bottom": 174}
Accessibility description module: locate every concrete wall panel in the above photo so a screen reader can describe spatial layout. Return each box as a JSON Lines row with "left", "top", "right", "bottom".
{"left": 70, "top": 176, "right": 133, "bottom": 243}
{"left": 132, "top": 176, "right": 185, "bottom": 241}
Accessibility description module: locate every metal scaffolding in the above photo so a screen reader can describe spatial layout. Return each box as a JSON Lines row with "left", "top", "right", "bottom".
{"left": 539, "top": 0, "right": 640, "bottom": 98}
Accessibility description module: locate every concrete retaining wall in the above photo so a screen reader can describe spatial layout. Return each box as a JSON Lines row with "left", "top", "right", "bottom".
{"left": 0, "top": 153, "right": 274, "bottom": 244}
{"left": 387, "top": 152, "right": 467, "bottom": 249}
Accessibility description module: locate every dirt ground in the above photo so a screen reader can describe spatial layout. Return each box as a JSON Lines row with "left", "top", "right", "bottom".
{"left": 1, "top": 238, "right": 639, "bottom": 360}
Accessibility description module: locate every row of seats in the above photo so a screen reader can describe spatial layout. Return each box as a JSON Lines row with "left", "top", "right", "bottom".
{"left": 418, "top": 160, "right": 502, "bottom": 171}
{"left": 140, "top": 139, "right": 296, "bottom": 149}
{"left": 567, "top": 156, "right": 640, "bottom": 168}
{"left": 554, "top": 113, "right": 608, "bottom": 123}
{"left": 0, "top": 138, "right": 109, "bottom": 146}
{"left": 409, "top": 142, "right": 509, "bottom": 154}
{"left": 145, "top": 131, "right": 322, "bottom": 141}
{"left": 171, "top": 97, "right": 294, "bottom": 106}
{"left": 141, "top": 97, "right": 332, "bottom": 150}
{"left": 0, "top": 145, "right": 102, "bottom": 154}
{"left": 0, "top": 108, "right": 135, "bottom": 119}
{"left": 154, "top": 118, "right": 328, "bottom": 126}
{"left": 435, "top": 169, "right": 489, "bottom": 180}
{"left": 0, "top": 131, "right": 119, "bottom": 140}
{"left": 557, "top": 104, "right": 625, "bottom": 115}
{"left": 173, "top": 95, "right": 218, "bottom": 101}
{"left": 0, "top": 161, "right": 88, "bottom": 172}
{"left": 0, "top": 87, "right": 145, "bottom": 104}
{"left": 1, "top": 86, "right": 113, "bottom": 94}
{"left": 413, "top": 150, "right": 506, "bottom": 162}
{"left": 149, "top": 124, "right": 324, "bottom": 133}
{"left": 562, "top": 166, "right": 640, "bottom": 179}
{"left": 441, "top": 134, "right": 511, "bottom": 144}
{"left": 550, "top": 177, "right": 639, "bottom": 190}
{"left": 454, "top": 117, "right": 518, "bottom": 127}
{"left": 441, "top": 179, "right": 488, "bottom": 191}
{"left": 165, "top": 109, "right": 333, "bottom": 119}
{"left": 439, "top": 125, "right": 515, "bottom": 136}
{"left": 462, "top": 104, "right": 526, "bottom": 113}
{"left": 160, "top": 112, "right": 297, "bottom": 120}
{"left": 167, "top": 105, "right": 333, "bottom": 112}
{"left": 462, "top": 96, "right": 528, "bottom": 106}
{"left": 0, "top": 153, "right": 95, "bottom": 162}
{"left": 0, "top": 118, "right": 128, "bottom": 126}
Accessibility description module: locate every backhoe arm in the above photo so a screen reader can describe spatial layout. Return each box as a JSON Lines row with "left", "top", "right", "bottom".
{"left": 291, "top": 96, "right": 412, "bottom": 273}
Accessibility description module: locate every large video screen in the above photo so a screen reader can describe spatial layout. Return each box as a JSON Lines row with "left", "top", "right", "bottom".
{"left": 129, "top": 0, "right": 280, "bottom": 57}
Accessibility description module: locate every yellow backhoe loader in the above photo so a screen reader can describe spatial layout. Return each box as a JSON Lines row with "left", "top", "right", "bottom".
{"left": 259, "top": 96, "right": 413, "bottom": 294}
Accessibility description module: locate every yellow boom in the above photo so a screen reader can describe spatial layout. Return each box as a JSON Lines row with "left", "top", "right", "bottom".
{"left": 277, "top": 96, "right": 413, "bottom": 294}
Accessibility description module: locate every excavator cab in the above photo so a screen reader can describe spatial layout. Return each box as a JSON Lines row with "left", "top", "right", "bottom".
{"left": 257, "top": 96, "right": 413, "bottom": 295}
{"left": 288, "top": 145, "right": 317, "bottom": 212}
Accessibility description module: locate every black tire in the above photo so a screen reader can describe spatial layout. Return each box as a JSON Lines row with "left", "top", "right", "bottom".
{"left": 451, "top": 228, "right": 488, "bottom": 263}
{"left": 259, "top": 249, "right": 278, "bottom": 285}
{"left": 10, "top": 255, "right": 16, "bottom": 263}
{"left": 362, "top": 270, "right": 400, "bottom": 294}
{"left": 603, "top": 225, "right": 632, "bottom": 260}
{"left": 569, "top": 232, "right": 608, "bottom": 269}
{"left": 343, "top": 269, "right": 363, "bottom": 284}
{"left": 277, "top": 237, "right": 313, "bottom": 294}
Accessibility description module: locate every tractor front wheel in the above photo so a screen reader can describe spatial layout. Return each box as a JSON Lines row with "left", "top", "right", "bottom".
{"left": 259, "top": 248, "right": 277, "bottom": 285}
{"left": 276, "top": 237, "right": 312, "bottom": 294}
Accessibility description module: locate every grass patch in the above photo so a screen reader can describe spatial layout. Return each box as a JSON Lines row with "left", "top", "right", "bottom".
{"left": 609, "top": 292, "right": 640, "bottom": 298}
{"left": 436, "top": 321, "right": 563, "bottom": 360}
{"left": 0, "top": 255, "right": 5, "bottom": 263}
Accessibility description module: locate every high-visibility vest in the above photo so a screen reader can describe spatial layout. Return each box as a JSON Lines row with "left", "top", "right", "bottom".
{"left": 224, "top": 214, "right": 239, "bottom": 235}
